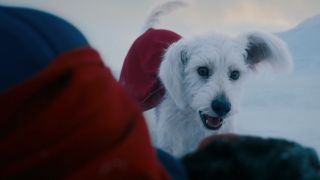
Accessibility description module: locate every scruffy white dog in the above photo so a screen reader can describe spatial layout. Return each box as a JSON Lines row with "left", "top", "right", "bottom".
{"left": 144, "top": 1, "right": 293, "bottom": 157}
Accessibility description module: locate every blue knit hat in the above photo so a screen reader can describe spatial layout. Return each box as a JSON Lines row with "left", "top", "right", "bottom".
{"left": 0, "top": 6, "right": 88, "bottom": 92}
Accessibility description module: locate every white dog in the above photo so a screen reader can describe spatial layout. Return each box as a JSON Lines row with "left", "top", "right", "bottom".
{"left": 144, "top": 1, "right": 293, "bottom": 157}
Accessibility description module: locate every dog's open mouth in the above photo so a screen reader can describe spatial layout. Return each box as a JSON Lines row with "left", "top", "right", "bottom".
{"left": 199, "top": 111, "right": 223, "bottom": 130}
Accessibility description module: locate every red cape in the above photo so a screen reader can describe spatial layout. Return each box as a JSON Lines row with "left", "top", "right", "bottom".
{"left": 120, "top": 28, "right": 181, "bottom": 111}
{"left": 0, "top": 47, "right": 169, "bottom": 179}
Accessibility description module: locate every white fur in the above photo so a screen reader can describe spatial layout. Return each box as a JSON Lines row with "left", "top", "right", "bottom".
{"left": 143, "top": 1, "right": 293, "bottom": 157}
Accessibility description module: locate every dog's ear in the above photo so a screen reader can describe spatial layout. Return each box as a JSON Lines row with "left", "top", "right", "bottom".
{"left": 242, "top": 32, "right": 293, "bottom": 72}
{"left": 159, "top": 42, "right": 188, "bottom": 109}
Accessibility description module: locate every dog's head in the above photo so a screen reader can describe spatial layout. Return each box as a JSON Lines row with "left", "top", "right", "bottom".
{"left": 159, "top": 31, "right": 292, "bottom": 131}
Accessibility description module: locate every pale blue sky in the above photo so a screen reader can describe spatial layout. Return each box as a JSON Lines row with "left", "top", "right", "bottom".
{"left": 1, "top": 0, "right": 320, "bottom": 69}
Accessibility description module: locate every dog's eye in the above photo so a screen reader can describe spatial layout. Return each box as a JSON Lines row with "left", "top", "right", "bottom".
{"left": 197, "top": 67, "right": 210, "bottom": 77}
{"left": 230, "top": 70, "right": 240, "bottom": 80}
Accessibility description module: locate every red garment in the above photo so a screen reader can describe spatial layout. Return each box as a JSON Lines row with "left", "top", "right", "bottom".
{"left": 120, "top": 28, "right": 181, "bottom": 111}
{"left": 198, "top": 134, "right": 238, "bottom": 150}
{"left": 0, "top": 47, "right": 169, "bottom": 179}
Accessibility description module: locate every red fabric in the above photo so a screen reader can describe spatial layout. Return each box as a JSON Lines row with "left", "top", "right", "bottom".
{"left": 120, "top": 28, "right": 181, "bottom": 111}
{"left": 198, "top": 134, "right": 238, "bottom": 150}
{"left": 0, "top": 47, "right": 170, "bottom": 179}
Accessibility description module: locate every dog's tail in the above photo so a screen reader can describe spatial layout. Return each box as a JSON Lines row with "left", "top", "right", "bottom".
{"left": 142, "top": 0, "right": 189, "bottom": 32}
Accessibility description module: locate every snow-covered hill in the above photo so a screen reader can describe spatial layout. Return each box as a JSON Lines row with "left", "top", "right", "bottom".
{"left": 237, "top": 15, "right": 320, "bottom": 155}
{"left": 279, "top": 15, "right": 320, "bottom": 60}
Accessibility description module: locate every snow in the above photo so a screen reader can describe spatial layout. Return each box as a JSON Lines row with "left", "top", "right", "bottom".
{"left": 236, "top": 15, "right": 320, "bottom": 155}
{"left": 236, "top": 74, "right": 320, "bottom": 155}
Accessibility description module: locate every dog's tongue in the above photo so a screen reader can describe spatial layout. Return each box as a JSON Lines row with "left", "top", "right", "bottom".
{"left": 205, "top": 115, "right": 222, "bottom": 128}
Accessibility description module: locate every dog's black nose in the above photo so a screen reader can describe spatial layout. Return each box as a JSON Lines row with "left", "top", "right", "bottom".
{"left": 211, "top": 94, "right": 231, "bottom": 117}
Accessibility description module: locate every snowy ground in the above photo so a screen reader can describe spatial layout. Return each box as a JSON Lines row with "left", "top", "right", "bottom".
{"left": 236, "top": 58, "right": 320, "bottom": 155}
